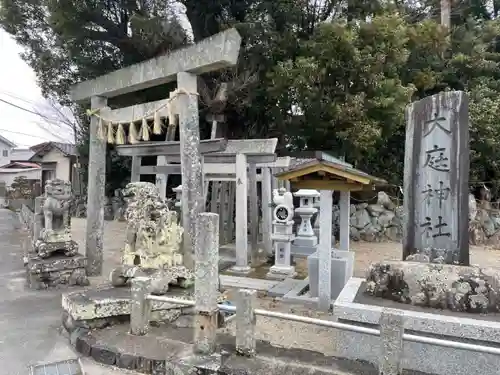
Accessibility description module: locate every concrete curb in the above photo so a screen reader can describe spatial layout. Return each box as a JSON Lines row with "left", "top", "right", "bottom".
{"left": 64, "top": 321, "right": 433, "bottom": 375}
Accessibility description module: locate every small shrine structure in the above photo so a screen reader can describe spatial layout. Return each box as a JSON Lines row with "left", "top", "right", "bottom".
{"left": 275, "top": 152, "right": 386, "bottom": 310}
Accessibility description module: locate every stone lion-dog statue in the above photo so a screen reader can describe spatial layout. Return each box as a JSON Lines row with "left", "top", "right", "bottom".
{"left": 34, "top": 179, "right": 78, "bottom": 258}
{"left": 110, "top": 182, "right": 194, "bottom": 293}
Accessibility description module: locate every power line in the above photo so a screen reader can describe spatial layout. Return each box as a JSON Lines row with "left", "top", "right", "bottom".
{"left": 0, "top": 127, "right": 55, "bottom": 142}
{"left": 0, "top": 97, "right": 46, "bottom": 119}
{"left": 0, "top": 96, "right": 72, "bottom": 142}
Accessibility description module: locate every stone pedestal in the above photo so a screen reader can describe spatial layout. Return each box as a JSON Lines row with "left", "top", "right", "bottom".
{"left": 307, "top": 249, "right": 354, "bottom": 299}
{"left": 267, "top": 220, "right": 296, "bottom": 280}
{"left": 33, "top": 233, "right": 78, "bottom": 259}
{"left": 26, "top": 253, "right": 89, "bottom": 290}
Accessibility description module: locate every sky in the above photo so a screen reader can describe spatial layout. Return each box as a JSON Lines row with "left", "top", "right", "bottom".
{"left": 0, "top": 29, "right": 75, "bottom": 148}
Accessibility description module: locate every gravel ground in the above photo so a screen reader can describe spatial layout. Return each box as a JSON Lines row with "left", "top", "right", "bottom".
{"left": 70, "top": 218, "right": 500, "bottom": 356}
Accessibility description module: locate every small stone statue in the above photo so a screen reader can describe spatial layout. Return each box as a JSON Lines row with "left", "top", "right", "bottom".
{"left": 110, "top": 182, "right": 194, "bottom": 293}
{"left": 33, "top": 179, "right": 78, "bottom": 258}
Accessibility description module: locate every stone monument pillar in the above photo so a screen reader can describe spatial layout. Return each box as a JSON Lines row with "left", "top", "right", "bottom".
{"left": 403, "top": 91, "right": 470, "bottom": 265}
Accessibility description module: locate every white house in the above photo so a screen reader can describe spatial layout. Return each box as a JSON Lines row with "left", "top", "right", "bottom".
{"left": 0, "top": 134, "right": 16, "bottom": 167}
{"left": 0, "top": 161, "right": 41, "bottom": 187}
{"left": 0, "top": 139, "right": 80, "bottom": 194}
{"left": 28, "top": 142, "right": 80, "bottom": 194}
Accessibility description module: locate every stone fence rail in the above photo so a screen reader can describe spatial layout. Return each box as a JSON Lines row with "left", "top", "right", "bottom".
{"left": 132, "top": 284, "right": 500, "bottom": 375}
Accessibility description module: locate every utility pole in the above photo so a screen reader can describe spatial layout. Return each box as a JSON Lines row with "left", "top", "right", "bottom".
{"left": 441, "top": 0, "right": 451, "bottom": 28}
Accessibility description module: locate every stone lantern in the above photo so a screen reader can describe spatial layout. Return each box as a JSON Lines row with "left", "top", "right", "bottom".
{"left": 293, "top": 189, "right": 320, "bottom": 252}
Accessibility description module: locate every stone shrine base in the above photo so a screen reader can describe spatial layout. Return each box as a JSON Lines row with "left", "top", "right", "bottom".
{"left": 63, "top": 286, "right": 198, "bottom": 330}
{"left": 62, "top": 285, "right": 231, "bottom": 332}
{"left": 366, "top": 260, "right": 500, "bottom": 313}
{"left": 65, "top": 320, "right": 415, "bottom": 375}
{"left": 333, "top": 278, "right": 500, "bottom": 375}
{"left": 26, "top": 253, "right": 89, "bottom": 290}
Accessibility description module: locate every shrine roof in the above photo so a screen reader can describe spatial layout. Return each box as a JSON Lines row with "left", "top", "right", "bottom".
{"left": 274, "top": 152, "right": 386, "bottom": 190}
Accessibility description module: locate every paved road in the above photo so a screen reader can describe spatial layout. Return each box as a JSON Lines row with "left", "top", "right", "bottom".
{"left": 0, "top": 209, "right": 136, "bottom": 374}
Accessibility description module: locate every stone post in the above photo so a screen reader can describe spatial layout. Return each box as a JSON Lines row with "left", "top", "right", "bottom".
{"left": 236, "top": 289, "right": 257, "bottom": 357}
{"left": 248, "top": 163, "right": 259, "bottom": 264}
{"left": 318, "top": 190, "right": 333, "bottom": 311}
{"left": 33, "top": 181, "right": 42, "bottom": 198}
{"left": 173, "top": 185, "right": 183, "bottom": 210}
{"left": 33, "top": 196, "right": 44, "bottom": 241}
{"left": 178, "top": 72, "right": 203, "bottom": 270}
{"left": 378, "top": 309, "right": 404, "bottom": 375}
{"left": 261, "top": 167, "right": 273, "bottom": 257}
{"left": 231, "top": 153, "right": 250, "bottom": 273}
{"left": 86, "top": 95, "right": 107, "bottom": 276}
{"left": 130, "top": 277, "right": 152, "bottom": 336}
{"left": 313, "top": 196, "right": 321, "bottom": 239}
{"left": 156, "top": 155, "right": 168, "bottom": 199}
{"left": 131, "top": 156, "right": 141, "bottom": 182}
{"left": 194, "top": 213, "right": 220, "bottom": 355}
{"left": 339, "top": 191, "right": 351, "bottom": 251}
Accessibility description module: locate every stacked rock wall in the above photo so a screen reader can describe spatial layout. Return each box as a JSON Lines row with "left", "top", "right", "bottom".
{"left": 330, "top": 192, "right": 403, "bottom": 243}
{"left": 336, "top": 192, "right": 500, "bottom": 248}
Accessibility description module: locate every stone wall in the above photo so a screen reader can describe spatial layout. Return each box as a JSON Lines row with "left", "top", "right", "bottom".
{"left": 330, "top": 192, "right": 403, "bottom": 243}
{"left": 337, "top": 192, "right": 500, "bottom": 248}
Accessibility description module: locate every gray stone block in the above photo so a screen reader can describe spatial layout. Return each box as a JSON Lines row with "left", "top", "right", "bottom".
{"left": 307, "top": 250, "right": 354, "bottom": 299}
{"left": 267, "top": 278, "right": 304, "bottom": 298}
{"left": 333, "top": 278, "right": 500, "bottom": 375}
{"left": 290, "top": 244, "right": 316, "bottom": 257}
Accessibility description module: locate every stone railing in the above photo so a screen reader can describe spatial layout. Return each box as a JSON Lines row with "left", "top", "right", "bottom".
{"left": 125, "top": 212, "right": 500, "bottom": 375}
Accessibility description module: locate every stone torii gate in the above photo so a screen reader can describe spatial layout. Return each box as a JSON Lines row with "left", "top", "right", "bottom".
{"left": 70, "top": 29, "right": 242, "bottom": 275}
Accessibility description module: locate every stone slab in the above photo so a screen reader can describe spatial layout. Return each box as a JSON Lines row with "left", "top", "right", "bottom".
{"left": 333, "top": 277, "right": 500, "bottom": 375}
{"left": 220, "top": 138, "right": 278, "bottom": 154}
{"left": 67, "top": 321, "right": 407, "bottom": 375}
{"left": 220, "top": 275, "right": 279, "bottom": 291}
{"left": 267, "top": 278, "right": 305, "bottom": 298}
{"left": 62, "top": 286, "right": 193, "bottom": 321}
{"left": 116, "top": 138, "right": 227, "bottom": 157}
{"left": 281, "top": 278, "right": 334, "bottom": 309}
{"left": 26, "top": 253, "right": 87, "bottom": 274}
{"left": 71, "top": 28, "right": 242, "bottom": 102}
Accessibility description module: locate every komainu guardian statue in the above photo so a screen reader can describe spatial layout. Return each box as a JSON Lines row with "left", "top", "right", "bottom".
{"left": 110, "top": 182, "right": 194, "bottom": 293}
{"left": 33, "top": 179, "right": 78, "bottom": 258}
